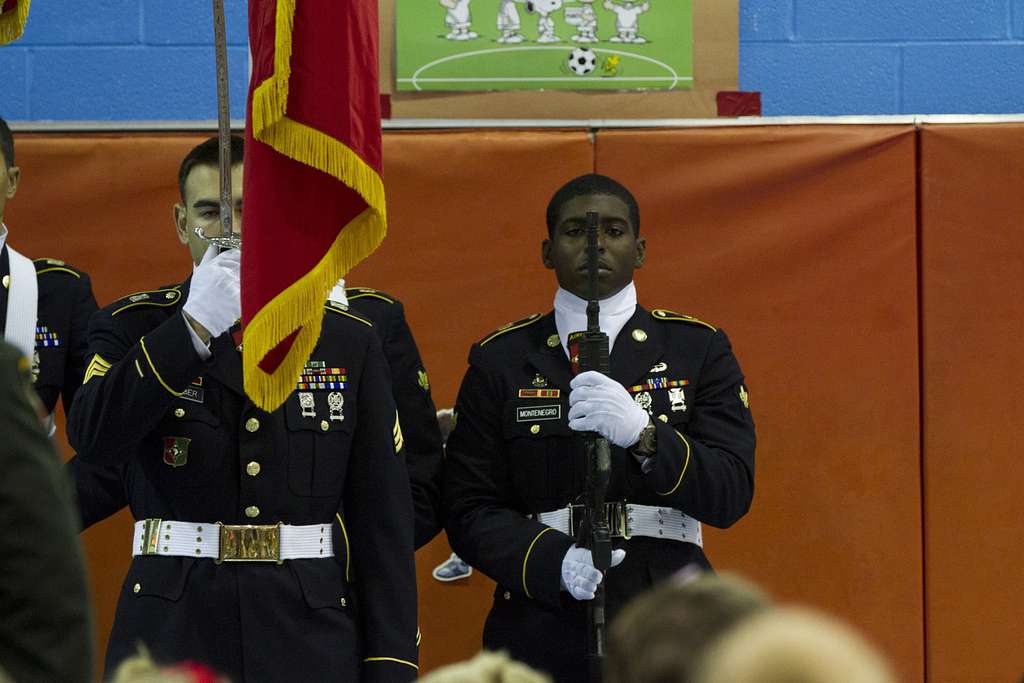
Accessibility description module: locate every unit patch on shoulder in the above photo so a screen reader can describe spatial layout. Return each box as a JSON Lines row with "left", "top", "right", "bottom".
{"left": 650, "top": 309, "right": 717, "bottom": 332}
{"left": 739, "top": 384, "right": 750, "bottom": 409}
{"left": 34, "top": 257, "right": 65, "bottom": 267}
{"left": 417, "top": 368, "right": 430, "bottom": 392}
{"left": 480, "top": 313, "right": 542, "bottom": 346}
{"left": 112, "top": 287, "right": 182, "bottom": 316}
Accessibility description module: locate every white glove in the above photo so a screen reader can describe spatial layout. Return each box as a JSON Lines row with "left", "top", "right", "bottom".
{"left": 182, "top": 246, "right": 241, "bottom": 341}
{"left": 568, "top": 370, "right": 650, "bottom": 448}
{"left": 561, "top": 544, "right": 626, "bottom": 601}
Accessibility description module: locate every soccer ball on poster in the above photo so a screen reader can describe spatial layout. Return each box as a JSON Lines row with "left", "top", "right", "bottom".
{"left": 568, "top": 47, "right": 597, "bottom": 76}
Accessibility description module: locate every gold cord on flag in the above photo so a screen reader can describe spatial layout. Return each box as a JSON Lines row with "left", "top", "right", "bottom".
{"left": 0, "top": 0, "right": 31, "bottom": 45}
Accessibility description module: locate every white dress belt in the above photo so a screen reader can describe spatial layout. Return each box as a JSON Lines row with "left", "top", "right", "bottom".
{"left": 131, "top": 519, "right": 334, "bottom": 562}
{"left": 535, "top": 503, "right": 703, "bottom": 547}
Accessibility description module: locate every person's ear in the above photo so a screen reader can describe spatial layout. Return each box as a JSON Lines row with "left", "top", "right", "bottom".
{"left": 4, "top": 166, "right": 20, "bottom": 199}
{"left": 634, "top": 237, "right": 646, "bottom": 268}
{"left": 541, "top": 238, "right": 555, "bottom": 269}
{"left": 173, "top": 203, "right": 188, "bottom": 245}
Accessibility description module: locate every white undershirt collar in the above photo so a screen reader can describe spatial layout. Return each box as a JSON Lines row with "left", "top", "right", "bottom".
{"left": 554, "top": 281, "right": 637, "bottom": 357}
{"left": 327, "top": 278, "right": 348, "bottom": 306}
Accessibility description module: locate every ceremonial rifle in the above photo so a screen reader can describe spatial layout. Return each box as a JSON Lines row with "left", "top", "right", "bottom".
{"left": 575, "top": 211, "right": 613, "bottom": 683}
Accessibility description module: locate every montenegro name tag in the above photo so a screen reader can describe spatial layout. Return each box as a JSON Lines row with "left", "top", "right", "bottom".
{"left": 516, "top": 404, "right": 561, "bottom": 422}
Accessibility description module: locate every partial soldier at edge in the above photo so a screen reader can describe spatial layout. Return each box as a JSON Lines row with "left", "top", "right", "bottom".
{"left": 0, "top": 116, "right": 98, "bottom": 427}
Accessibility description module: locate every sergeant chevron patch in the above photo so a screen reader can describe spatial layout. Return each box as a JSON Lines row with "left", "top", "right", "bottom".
{"left": 84, "top": 354, "right": 111, "bottom": 384}
{"left": 393, "top": 412, "right": 404, "bottom": 453}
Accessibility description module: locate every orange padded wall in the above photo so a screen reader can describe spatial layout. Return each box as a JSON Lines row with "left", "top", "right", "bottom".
{"left": 919, "top": 124, "right": 1024, "bottom": 683}
{"left": 595, "top": 126, "right": 923, "bottom": 682}
{"left": 14, "top": 125, "right": 1004, "bottom": 682}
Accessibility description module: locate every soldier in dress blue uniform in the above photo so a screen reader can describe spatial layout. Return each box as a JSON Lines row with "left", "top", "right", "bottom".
{"left": 68, "top": 136, "right": 419, "bottom": 682}
{"left": 328, "top": 281, "right": 444, "bottom": 549}
{"left": 0, "top": 117, "right": 98, "bottom": 421}
{"left": 443, "top": 174, "right": 756, "bottom": 682}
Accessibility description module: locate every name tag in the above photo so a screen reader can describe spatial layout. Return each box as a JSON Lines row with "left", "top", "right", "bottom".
{"left": 516, "top": 404, "right": 561, "bottom": 422}
{"left": 181, "top": 384, "right": 205, "bottom": 404}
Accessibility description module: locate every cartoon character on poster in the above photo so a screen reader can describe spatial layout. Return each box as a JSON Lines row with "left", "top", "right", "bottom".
{"left": 440, "top": 0, "right": 478, "bottom": 41}
{"left": 566, "top": 0, "right": 599, "bottom": 43}
{"left": 527, "top": 0, "right": 564, "bottom": 43}
{"left": 604, "top": 0, "right": 650, "bottom": 43}
{"left": 497, "top": 0, "right": 527, "bottom": 43}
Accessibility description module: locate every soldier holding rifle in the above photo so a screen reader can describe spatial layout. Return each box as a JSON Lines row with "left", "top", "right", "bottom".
{"left": 443, "top": 173, "right": 756, "bottom": 682}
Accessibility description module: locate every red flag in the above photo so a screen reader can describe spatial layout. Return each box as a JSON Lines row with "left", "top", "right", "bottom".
{"left": 242, "top": 0, "right": 386, "bottom": 411}
{"left": 0, "top": 0, "right": 30, "bottom": 44}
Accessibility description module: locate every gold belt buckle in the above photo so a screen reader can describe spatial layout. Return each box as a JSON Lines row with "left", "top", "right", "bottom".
{"left": 141, "top": 518, "right": 162, "bottom": 555}
{"left": 216, "top": 523, "right": 283, "bottom": 564}
{"left": 609, "top": 502, "right": 631, "bottom": 540}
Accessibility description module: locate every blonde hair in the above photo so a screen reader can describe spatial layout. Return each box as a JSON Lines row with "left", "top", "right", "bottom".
{"left": 606, "top": 571, "right": 771, "bottom": 683}
{"left": 108, "top": 647, "right": 203, "bottom": 683}
{"left": 420, "top": 651, "right": 552, "bottom": 683}
{"left": 696, "top": 606, "right": 896, "bottom": 683}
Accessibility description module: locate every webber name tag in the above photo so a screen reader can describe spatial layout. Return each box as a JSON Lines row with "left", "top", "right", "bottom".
{"left": 516, "top": 404, "right": 561, "bottom": 422}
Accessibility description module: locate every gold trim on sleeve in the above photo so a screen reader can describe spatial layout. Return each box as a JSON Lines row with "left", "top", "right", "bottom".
{"left": 335, "top": 513, "right": 351, "bottom": 581}
{"left": 139, "top": 338, "right": 184, "bottom": 397}
{"left": 363, "top": 657, "right": 419, "bottom": 670}
{"left": 522, "top": 527, "right": 555, "bottom": 599}
{"left": 657, "top": 431, "right": 692, "bottom": 497}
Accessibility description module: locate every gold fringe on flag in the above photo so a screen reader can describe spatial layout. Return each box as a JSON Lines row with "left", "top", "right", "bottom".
{"left": 243, "top": 0, "right": 387, "bottom": 411}
{"left": 0, "top": 0, "right": 30, "bottom": 45}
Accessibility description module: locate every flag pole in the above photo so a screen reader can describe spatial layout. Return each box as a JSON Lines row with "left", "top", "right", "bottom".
{"left": 212, "top": 0, "right": 233, "bottom": 242}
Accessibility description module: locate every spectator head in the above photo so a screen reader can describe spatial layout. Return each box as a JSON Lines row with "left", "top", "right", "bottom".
{"left": 419, "top": 650, "right": 551, "bottom": 683}
{"left": 696, "top": 606, "right": 896, "bottom": 683}
{"left": 606, "top": 570, "right": 771, "bottom": 683}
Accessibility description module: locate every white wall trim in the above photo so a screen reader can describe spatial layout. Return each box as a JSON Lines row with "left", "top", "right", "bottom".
{"left": 8, "top": 114, "right": 1024, "bottom": 133}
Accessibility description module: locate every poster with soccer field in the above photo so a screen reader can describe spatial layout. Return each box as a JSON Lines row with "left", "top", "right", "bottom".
{"left": 396, "top": 1, "right": 693, "bottom": 92}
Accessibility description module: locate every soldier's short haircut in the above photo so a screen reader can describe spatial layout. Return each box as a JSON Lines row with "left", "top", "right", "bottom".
{"left": 177, "top": 135, "right": 244, "bottom": 201}
{"left": 545, "top": 173, "right": 640, "bottom": 237}
{"left": 0, "top": 117, "right": 14, "bottom": 170}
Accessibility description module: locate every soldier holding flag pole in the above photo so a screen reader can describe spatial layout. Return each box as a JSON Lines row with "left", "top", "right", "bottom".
{"left": 68, "top": 0, "right": 419, "bottom": 679}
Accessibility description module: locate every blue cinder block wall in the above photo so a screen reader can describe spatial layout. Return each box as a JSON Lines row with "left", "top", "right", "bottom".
{"left": 0, "top": 0, "right": 250, "bottom": 120}
{"left": 1, "top": 0, "right": 1022, "bottom": 120}
{"left": 741, "top": 0, "right": 1024, "bottom": 115}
